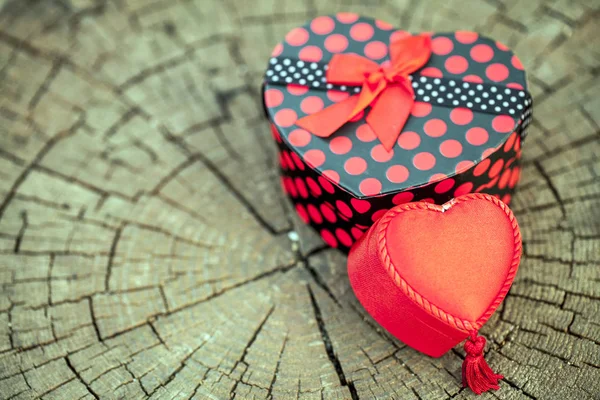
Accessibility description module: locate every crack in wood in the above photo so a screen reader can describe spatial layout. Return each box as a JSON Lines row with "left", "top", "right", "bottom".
{"left": 65, "top": 356, "right": 100, "bottom": 399}
{"left": 307, "top": 285, "right": 359, "bottom": 400}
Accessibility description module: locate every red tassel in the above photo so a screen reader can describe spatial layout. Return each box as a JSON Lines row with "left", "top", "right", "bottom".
{"left": 462, "top": 331, "right": 503, "bottom": 395}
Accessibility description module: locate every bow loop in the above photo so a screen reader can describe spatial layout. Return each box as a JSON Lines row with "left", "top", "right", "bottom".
{"left": 296, "top": 34, "right": 432, "bottom": 151}
{"left": 326, "top": 53, "right": 380, "bottom": 85}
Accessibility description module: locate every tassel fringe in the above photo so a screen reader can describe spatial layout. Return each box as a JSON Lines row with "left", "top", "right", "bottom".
{"left": 462, "top": 331, "right": 503, "bottom": 395}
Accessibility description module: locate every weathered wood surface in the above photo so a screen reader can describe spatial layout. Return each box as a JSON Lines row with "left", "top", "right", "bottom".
{"left": 0, "top": 0, "right": 598, "bottom": 399}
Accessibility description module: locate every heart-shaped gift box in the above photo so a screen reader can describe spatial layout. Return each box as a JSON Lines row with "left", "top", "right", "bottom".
{"left": 348, "top": 193, "right": 521, "bottom": 393}
{"left": 263, "top": 14, "right": 532, "bottom": 252}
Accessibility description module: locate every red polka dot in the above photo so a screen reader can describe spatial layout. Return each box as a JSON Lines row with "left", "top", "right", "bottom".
{"left": 322, "top": 170, "right": 340, "bottom": 184}
{"left": 359, "top": 178, "right": 382, "bottom": 196}
{"left": 398, "top": 131, "right": 421, "bottom": 150}
{"left": 336, "top": 12, "right": 359, "bottom": 23}
{"left": 498, "top": 169, "right": 511, "bottom": 189}
{"left": 336, "top": 228, "right": 353, "bottom": 247}
{"left": 288, "top": 129, "right": 311, "bottom": 147}
{"left": 271, "top": 43, "right": 283, "bottom": 57}
{"left": 351, "top": 227, "right": 365, "bottom": 240}
{"left": 411, "top": 102, "right": 432, "bottom": 117}
{"left": 318, "top": 176, "right": 335, "bottom": 194}
{"left": 420, "top": 67, "right": 443, "bottom": 78}
{"left": 375, "top": 19, "right": 393, "bottom": 30}
{"left": 424, "top": 119, "right": 447, "bottom": 137}
{"left": 421, "top": 198, "right": 435, "bottom": 204}
{"left": 350, "top": 22, "right": 374, "bottom": 41}
{"left": 486, "top": 63, "right": 509, "bottom": 82}
{"left": 364, "top": 41, "right": 388, "bottom": 59}
{"left": 454, "top": 182, "right": 473, "bottom": 197}
{"left": 450, "top": 107, "right": 473, "bottom": 125}
{"left": 501, "top": 194, "right": 512, "bottom": 205}
{"left": 455, "top": 31, "right": 478, "bottom": 44}
{"left": 283, "top": 151, "right": 295, "bottom": 171}
{"left": 286, "top": 177, "right": 297, "bottom": 197}
{"left": 511, "top": 55, "right": 524, "bottom": 70}
{"left": 482, "top": 148, "right": 496, "bottom": 158}
{"left": 311, "top": 16, "right": 335, "bottom": 35}
{"left": 489, "top": 159, "right": 504, "bottom": 178}
{"left": 295, "top": 177, "right": 308, "bottom": 198}
{"left": 445, "top": 55, "right": 469, "bottom": 74}
{"left": 274, "top": 109, "right": 297, "bottom": 127}
{"left": 507, "top": 82, "right": 524, "bottom": 90}
{"left": 291, "top": 152, "right": 305, "bottom": 170}
{"left": 386, "top": 165, "right": 409, "bottom": 183}
{"left": 466, "top": 127, "right": 489, "bottom": 146}
{"left": 325, "top": 34, "right": 349, "bottom": 53}
{"left": 440, "top": 139, "right": 463, "bottom": 158}
{"left": 428, "top": 173, "right": 446, "bottom": 184}
{"left": 371, "top": 144, "right": 394, "bottom": 162}
{"left": 463, "top": 74, "right": 484, "bottom": 83}
{"left": 329, "top": 136, "right": 352, "bottom": 155}
{"left": 288, "top": 84, "right": 308, "bottom": 96}
{"left": 351, "top": 198, "right": 371, "bottom": 213}
{"left": 300, "top": 96, "right": 324, "bottom": 114}
{"left": 306, "top": 177, "right": 321, "bottom": 196}
{"left": 413, "top": 152, "right": 436, "bottom": 170}
{"left": 496, "top": 41, "right": 509, "bottom": 51}
{"left": 492, "top": 115, "right": 515, "bottom": 133}
{"left": 264, "top": 89, "right": 283, "bottom": 107}
{"left": 327, "top": 90, "right": 349, "bottom": 102}
{"left": 431, "top": 36, "right": 454, "bottom": 55}
{"left": 509, "top": 167, "right": 521, "bottom": 188}
{"left": 470, "top": 44, "right": 494, "bottom": 63}
{"left": 286, "top": 28, "right": 309, "bottom": 46}
{"left": 295, "top": 204, "right": 309, "bottom": 223}
{"left": 345, "top": 157, "right": 367, "bottom": 175}
{"left": 320, "top": 229, "right": 338, "bottom": 248}
{"left": 308, "top": 204, "right": 323, "bottom": 224}
{"left": 278, "top": 153, "right": 287, "bottom": 170}
{"left": 321, "top": 203, "right": 337, "bottom": 223}
{"left": 356, "top": 124, "right": 376, "bottom": 142}
{"left": 299, "top": 46, "right": 323, "bottom": 62}
{"left": 390, "top": 30, "right": 410, "bottom": 42}
{"left": 505, "top": 157, "right": 515, "bottom": 169}
{"left": 473, "top": 158, "right": 491, "bottom": 176}
{"left": 336, "top": 200, "right": 353, "bottom": 218}
{"left": 371, "top": 209, "right": 388, "bottom": 222}
{"left": 455, "top": 160, "right": 475, "bottom": 173}
{"left": 303, "top": 149, "right": 325, "bottom": 167}
{"left": 392, "top": 191, "right": 414, "bottom": 205}
{"left": 514, "top": 136, "right": 521, "bottom": 153}
{"left": 435, "top": 178, "right": 455, "bottom": 194}
{"left": 504, "top": 132, "right": 517, "bottom": 152}
{"left": 271, "top": 124, "right": 282, "bottom": 143}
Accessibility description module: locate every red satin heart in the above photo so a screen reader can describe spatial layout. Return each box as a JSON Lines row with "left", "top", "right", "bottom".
{"left": 348, "top": 193, "right": 521, "bottom": 357}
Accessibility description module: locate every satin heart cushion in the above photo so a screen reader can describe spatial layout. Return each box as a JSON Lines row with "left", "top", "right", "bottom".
{"left": 348, "top": 193, "right": 521, "bottom": 357}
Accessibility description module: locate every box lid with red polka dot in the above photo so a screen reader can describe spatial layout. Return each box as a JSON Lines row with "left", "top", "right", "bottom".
{"left": 263, "top": 13, "right": 532, "bottom": 199}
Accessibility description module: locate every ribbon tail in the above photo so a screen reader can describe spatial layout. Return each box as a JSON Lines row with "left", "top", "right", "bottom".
{"left": 366, "top": 85, "right": 414, "bottom": 151}
{"left": 296, "top": 95, "right": 360, "bottom": 138}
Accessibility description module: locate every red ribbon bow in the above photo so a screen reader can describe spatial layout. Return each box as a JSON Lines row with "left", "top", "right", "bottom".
{"left": 296, "top": 35, "right": 432, "bottom": 151}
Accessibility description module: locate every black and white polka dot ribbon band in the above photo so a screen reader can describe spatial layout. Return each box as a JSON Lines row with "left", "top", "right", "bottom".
{"left": 264, "top": 57, "right": 533, "bottom": 139}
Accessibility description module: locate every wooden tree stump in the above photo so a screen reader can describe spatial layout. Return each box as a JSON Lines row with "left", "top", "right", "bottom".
{"left": 0, "top": 0, "right": 598, "bottom": 399}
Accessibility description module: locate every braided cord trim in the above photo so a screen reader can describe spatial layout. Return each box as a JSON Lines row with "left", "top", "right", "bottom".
{"left": 376, "top": 193, "right": 522, "bottom": 332}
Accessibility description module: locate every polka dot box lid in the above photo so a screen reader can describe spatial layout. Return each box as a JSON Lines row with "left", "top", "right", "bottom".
{"left": 263, "top": 14, "right": 532, "bottom": 199}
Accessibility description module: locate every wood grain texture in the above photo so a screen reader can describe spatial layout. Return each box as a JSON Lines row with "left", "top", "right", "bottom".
{"left": 0, "top": 0, "right": 598, "bottom": 399}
